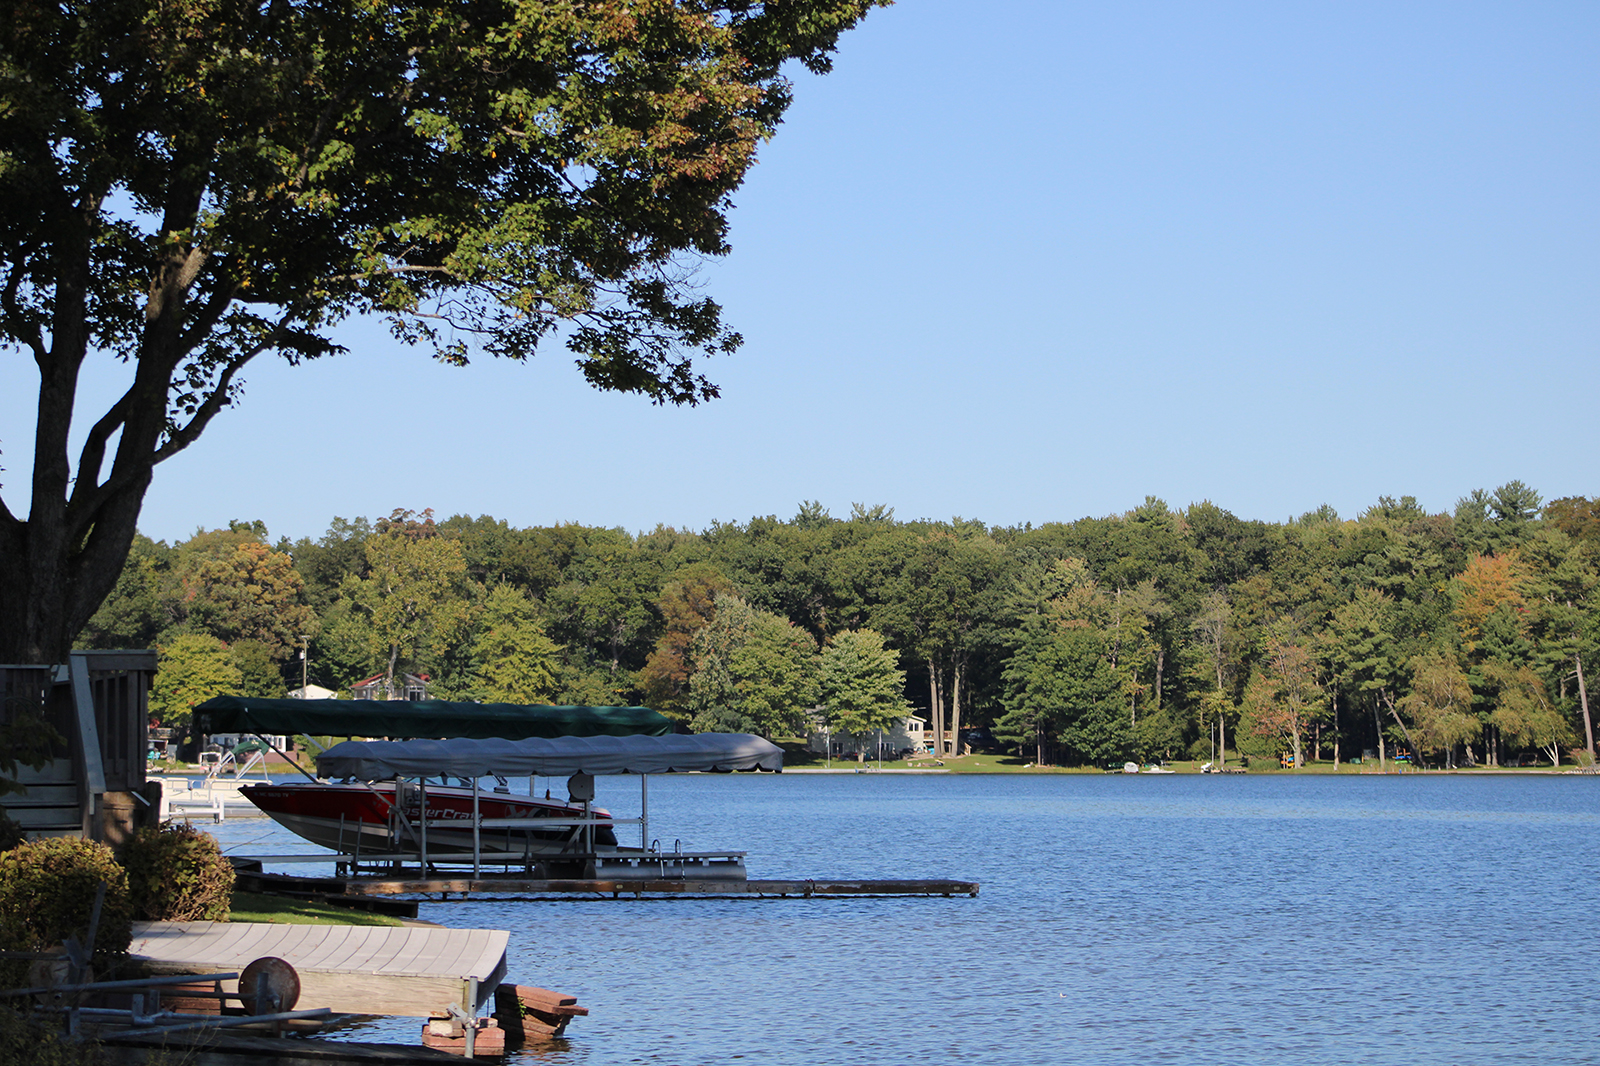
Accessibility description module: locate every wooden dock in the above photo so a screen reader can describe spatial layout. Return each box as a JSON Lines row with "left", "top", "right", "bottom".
{"left": 128, "top": 922, "right": 507, "bottom": 1018}
{"left": 99, "top": 1028, "right": 474, "bottom": 1066}
{"left": 235, "top": 867, "right": 979, "bottom": 900}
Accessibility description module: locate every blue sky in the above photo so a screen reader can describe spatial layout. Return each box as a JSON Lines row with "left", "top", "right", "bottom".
{"left": 5, "top": 0, "right": 1597, "bottom": 544}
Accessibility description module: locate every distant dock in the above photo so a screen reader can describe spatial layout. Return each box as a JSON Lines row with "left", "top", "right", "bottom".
{"left": 235, "top": 866, "right": 979, "bottom": 901}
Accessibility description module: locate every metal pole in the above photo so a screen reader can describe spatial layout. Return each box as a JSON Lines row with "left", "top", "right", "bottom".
{"left": 640, "top": 774, "right": 649, "bottom": 848}
{"left": 418, "top": 777, "right": 428, "bottom": 873}
{"left": 472, "top": 777, "right": 481, "bottom": 880}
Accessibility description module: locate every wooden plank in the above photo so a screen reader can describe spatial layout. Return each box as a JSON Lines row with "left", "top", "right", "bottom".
{"left": 102, "top": 1028, "right": 471, "bottom": 1065}
{"left": 355, "top": 926, "right": 430, "bottom": 975}
{"left": 68, "top": 652, "right": 107, "bottom": 796}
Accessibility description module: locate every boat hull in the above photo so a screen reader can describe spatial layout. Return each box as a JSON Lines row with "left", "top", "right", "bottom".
{"left": 239, "top": 781, "right": 618, "bottom": 864}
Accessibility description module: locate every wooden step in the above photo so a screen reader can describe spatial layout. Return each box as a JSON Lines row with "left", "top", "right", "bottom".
{"left": 5, "top": 805, "right": 82, "bottom": 829}
{"left": 1, "top": 783, "right": 78, "bottom": 807}
{"left": 11, "top": 758, "right": 74, "bottom": 786}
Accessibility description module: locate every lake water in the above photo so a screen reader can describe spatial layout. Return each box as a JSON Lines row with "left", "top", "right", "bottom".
{"left": 207, "top": 772, "right": 1600, "bottom": 1065}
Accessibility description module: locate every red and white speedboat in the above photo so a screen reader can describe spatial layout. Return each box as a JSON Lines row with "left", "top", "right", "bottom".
{"left": 239, "top": 780, "right": 618, "bottom": 865}
{"left": 236, "top": 732, "right": 785, "bottom": 879}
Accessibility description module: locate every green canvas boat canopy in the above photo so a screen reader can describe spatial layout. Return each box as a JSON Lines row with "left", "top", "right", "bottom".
{"left": 193, "top": 696, "right": 672, "bottom": 741}
{"left": 315, "top": 733, "right": 784, "bottom": 779}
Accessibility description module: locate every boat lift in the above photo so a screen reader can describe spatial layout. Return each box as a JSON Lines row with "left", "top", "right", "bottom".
{"left": 189, "top": 697, "right": 779, "bottom": 881}
{"left": 314, "top": 733, "right": 782, "bottom": 881}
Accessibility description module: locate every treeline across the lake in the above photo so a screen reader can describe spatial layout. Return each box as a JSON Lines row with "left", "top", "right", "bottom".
{"left": 81, "top": 484, "right": 1600, "bottom": 770}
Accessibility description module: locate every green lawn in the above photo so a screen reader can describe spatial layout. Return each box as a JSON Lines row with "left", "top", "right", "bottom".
{"left": 228, "top": 889, "right": 406, "bottom": 927}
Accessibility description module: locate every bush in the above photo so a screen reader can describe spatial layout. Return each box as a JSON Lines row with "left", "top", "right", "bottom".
{"left": 0, "top": 1004, "right": 107, "bottom": 1066}
{"left": 121, "top": 822, "right": 234, "bottom": 922}
{"left": 0, "top": 838, "right": 132, "bottom": 987}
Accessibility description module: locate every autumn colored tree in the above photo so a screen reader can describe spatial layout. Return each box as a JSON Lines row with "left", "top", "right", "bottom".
{"left": 1452, "top": 551, "right": 1536, "bottom": 764}
{"left": 1241, "top": 622, "right": 1325, "bottom": 767}
{"left": 1545, "top": 497, "right": 1600, "bottom": 545}
{"left": 166, "top": 525, "right": 316, "bottom": 660}
{"left": 0, "top": 0, "right": 885, "bottom": 664}
{"left": 639, "top": 565, "right": 737, "bottom": 720}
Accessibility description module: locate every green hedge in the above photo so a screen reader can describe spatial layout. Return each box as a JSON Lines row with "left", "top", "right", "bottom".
{"left": 122, "top": 822, "right": 235, "bottom": 922}
{"left": 0, "top": 838, "right": 132, "bottom": 987}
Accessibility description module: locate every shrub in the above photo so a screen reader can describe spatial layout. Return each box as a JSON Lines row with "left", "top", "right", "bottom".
{"left": 0, "top": 838, "right": 132, "bottom": 987}
{"left": 0, "top": 1004, "right": 107, "bottom": 1066}
{"left": 121, "top": 822, "right": 235, "bottom": 922}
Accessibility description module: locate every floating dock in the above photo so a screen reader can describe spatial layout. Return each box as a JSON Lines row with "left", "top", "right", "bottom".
{"left": 129, "top": 921, "right": 507, "bottom": 1018}
{"left": 99, "top": 1028, "right": 473, "bottom": 1066}
{"left": 235, "top": 866, "right": 979, "bottom": 900}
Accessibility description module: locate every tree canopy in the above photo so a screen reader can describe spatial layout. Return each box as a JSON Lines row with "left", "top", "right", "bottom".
{"left": 0, "top": 0, "right": 885, "bottom": 663}
{"left": 77, "top": 484, "right": 1600, "bottom": 771}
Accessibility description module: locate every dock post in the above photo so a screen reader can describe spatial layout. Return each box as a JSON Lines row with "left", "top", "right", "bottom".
{"left": 472, "top": 778, "right": 481, "bottom": 880}
{"left": 418, "top": 777, "right": 428, "bottom": 873}
{"left": 640, "top": 774, "right": 649, "bottom": 848}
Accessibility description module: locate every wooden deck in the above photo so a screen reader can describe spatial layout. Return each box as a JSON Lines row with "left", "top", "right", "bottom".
{"left": 128, "top": 922, "right": 507, "bottom": 1017}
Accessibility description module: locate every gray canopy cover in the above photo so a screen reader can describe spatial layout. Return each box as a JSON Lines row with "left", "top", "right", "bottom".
{"left": 315, "top": 733, "right": 784, "bottom": 779}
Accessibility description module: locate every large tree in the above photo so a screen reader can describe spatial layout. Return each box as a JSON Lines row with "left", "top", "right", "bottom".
{"left": 818, "top": 627, "right": 909, "bottom": 741}
{"left": 0, "top": 0, "right": 884, "bottom": 663}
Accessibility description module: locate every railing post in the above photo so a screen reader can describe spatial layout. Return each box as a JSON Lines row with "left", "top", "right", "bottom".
{"left": 67, "top": 654, "right": 107, "bottom": 840}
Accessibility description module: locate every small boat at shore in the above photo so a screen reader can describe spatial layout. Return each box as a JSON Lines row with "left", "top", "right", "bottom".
{"left": 239, "top": 779, "right": 620, "bottom": 863}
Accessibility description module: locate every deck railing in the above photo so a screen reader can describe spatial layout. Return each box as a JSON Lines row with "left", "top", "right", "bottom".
{"left": 0, "top": 651, "right": 157, "bottom": 843}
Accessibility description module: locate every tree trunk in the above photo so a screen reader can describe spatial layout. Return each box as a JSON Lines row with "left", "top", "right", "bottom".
{"left": 926, "top": 657, "right": 942, "bottom": 759}
{"left": 948, "top": 659, "right": 964, "bottom": 757}
{"left": 1374, "top": 702, "right": 1386, "bottom": 770}
{"left": 1385, "top": 693, "right": 1420, "bottom": 771}
{"left": 1219, "top": 702, "right": 1227, "bottom": 770}
{"left": 1154, "top": 648, "right": 1164, "bottom": 708}
{"left": 1332, "top": 690, "right": 1340, "bottom": 769}
{"left": 1577, "top": 652, "right": 1595, "bottom": 761}
{"left": 0, "top": 199, "right": 231, "bottom": 664}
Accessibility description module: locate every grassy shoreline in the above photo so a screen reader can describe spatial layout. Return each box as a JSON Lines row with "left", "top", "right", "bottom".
{"left": 228, "top": 889, "right": 407, "bottom": 926}
{"left": 783, "top": 750, "right": 1594, "bottom": 774}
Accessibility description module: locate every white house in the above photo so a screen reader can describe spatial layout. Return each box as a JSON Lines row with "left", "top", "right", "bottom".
{"left": 807, "top": 713, "right": 928, "bottom": 759}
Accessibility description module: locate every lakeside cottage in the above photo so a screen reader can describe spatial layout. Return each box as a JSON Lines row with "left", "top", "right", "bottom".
{"left": 349, "top": 672, "right": 430, "bottom": 701}
{"left": 807, "top": 713, "right": 928, "bottom": 760}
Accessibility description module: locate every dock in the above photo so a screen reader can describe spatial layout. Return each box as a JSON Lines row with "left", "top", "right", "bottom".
{"left": 234, "top": 866, "right": 979, "bottom": 900}
{"left": 129, "top": 922, "right": 507, "bottom": 1018}
{"left": 99, "top": 1029, "right": 474, "bottom": 1066}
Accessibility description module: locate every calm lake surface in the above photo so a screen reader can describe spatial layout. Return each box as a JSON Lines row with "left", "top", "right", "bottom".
{"left": 209, "top": 772, "right": 1600, "bottom": 1065}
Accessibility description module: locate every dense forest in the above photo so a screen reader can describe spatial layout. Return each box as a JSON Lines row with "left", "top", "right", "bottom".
{"left": 81, "top": 483, "right": 1600, "bottom": 770}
